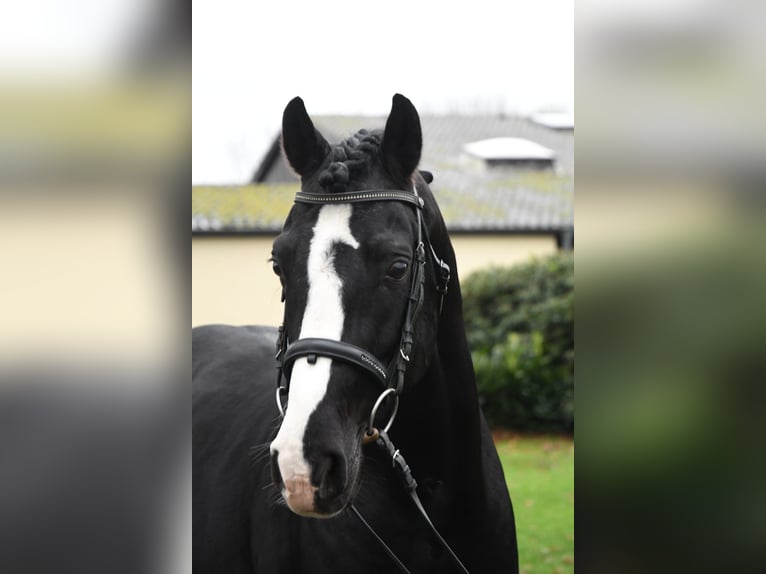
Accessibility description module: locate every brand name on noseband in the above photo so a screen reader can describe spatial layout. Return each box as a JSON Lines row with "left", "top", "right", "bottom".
{"left": 359, "top": 354, "right": 387, "bottom": 379}
{"left": 280, "top": 338, "right": 388, "bottom": 386}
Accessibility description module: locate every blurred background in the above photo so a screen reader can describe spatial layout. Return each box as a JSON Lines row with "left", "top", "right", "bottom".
{"left": 1, "top": 1, "right": 189, "bottom": 573}
{"left": 578, "top": 1, "right": 766, "bottom": 573}
{"left": 3, "top": 0, "right": 765, "bottom": 572}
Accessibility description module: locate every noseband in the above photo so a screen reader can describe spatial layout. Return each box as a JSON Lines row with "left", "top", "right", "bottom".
{"left": 274, "top": 187, "right": 451, "bottom": 430}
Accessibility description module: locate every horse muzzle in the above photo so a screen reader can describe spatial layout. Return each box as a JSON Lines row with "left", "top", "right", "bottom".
{"left": 283, "top": 475, "right": 319, "bottom": 516}
{"left": 270, "top": 447, "right": 350, "bottom": 518}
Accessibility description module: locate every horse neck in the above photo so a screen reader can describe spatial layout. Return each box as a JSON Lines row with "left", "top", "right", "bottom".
{"left": 392, "top": 210, "right": 487, "bottom": 511}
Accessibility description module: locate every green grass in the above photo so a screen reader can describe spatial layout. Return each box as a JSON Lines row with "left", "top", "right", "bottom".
{"left": 496, "top": 434, "right": 574, "bottom": 574}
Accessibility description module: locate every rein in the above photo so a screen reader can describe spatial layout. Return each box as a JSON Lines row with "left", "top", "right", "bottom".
{"left": 273, "top": 187, "right": 470, "bottom": 573}
{"left": 362, "top": 429, "right": 471, "bottom": 574}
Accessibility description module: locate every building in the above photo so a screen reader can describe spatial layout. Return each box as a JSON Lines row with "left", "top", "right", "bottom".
{"left": 193, "top": 113, "right": 573, "bottom": 327}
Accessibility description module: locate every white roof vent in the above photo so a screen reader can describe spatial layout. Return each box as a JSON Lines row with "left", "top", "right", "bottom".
{"left": 462, "top": 137, "right": 556, "bottom": 170}
{"left": 529, "top": 112, "right": 574, "bottom": 130}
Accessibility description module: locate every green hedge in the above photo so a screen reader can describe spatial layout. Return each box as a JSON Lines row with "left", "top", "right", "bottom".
{"left": 462, "top": 253, "right": 574, "bottom": 432}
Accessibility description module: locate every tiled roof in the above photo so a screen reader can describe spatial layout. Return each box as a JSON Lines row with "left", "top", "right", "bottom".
{"left": 193, "top": 114, "right": 573, "bottom": 234}
{"left": 192, "top": 175, "right": 571, "bottom": 234}
{"left": 308, "top": 114, "right": 574, "bottom": 177}
{"left": 192, "top": 184, "right": 296, "bottom": 234}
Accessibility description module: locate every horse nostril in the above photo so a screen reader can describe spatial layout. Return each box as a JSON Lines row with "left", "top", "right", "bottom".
{"left": 270, "top": 451, "right": 283, "bottom": 488}
{"left": 313, "top": 450, "right": 347, "bottom": 500}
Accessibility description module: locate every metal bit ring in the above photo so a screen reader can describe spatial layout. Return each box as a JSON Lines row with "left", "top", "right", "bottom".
{"left": 367, "top": 388, "right": 399, "bottom": 436}
{"left": 275, "top": 386, "right": 288, "bottom": 418}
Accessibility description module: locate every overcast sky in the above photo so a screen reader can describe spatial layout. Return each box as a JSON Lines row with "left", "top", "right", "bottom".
{"left": 193, "top": 0, "right": 573, "bottom": 184}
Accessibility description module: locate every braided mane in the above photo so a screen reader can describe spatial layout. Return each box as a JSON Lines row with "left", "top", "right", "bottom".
{"left": 317, "top": 129, "right": 382, "bottom": 193}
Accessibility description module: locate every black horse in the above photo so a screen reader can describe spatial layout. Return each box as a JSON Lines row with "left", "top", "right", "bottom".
{"left": 193, "top": 95, "right": 518, "bottom": 573}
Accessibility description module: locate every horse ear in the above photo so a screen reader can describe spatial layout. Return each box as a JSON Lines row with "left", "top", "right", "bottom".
{"left": 281, "top": 97, "right": 330, "bottom": 177}
{"left": 382, "top": 94, "right": 422, "bottom": 183}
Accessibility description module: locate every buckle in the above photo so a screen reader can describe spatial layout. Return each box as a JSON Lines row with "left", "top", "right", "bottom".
{"left": 437, "top": 260, "right": 451, "bottom": 294}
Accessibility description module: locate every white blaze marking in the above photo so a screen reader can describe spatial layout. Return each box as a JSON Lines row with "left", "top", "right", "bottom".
{"left": 270, "top": 204, "right": 358, "bottom": 483}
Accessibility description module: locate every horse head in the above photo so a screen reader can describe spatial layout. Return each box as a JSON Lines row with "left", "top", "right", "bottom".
{"left": 268, "top": 94, "right": 445, "bottom": 517}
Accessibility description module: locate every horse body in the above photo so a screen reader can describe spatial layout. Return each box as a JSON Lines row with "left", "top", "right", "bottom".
{"left": 193, "top": 95, "right": 518, "bottom": 573}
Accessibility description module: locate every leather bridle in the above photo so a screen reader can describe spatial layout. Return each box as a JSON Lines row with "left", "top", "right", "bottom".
{"left": 274, "top": 187, "right": 451, "bottom": 428}
{"left": 272, "top": 186, "right": 471, "bottom": 574}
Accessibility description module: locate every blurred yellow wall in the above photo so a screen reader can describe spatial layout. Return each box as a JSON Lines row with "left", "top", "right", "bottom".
{"left": 192, "top": 235, "right": 557, "bottom": 327}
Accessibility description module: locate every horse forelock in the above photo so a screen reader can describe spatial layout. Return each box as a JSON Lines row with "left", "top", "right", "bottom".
{"left": 317, "top": 129, "right": 382, "bottom": 194}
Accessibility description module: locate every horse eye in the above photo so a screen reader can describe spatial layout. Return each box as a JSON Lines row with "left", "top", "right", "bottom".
{"left": 272, "top": 261, "right": 281, "bottom": 276}
{"left": 387, "top": 261, "right": 409, "bottom": 280}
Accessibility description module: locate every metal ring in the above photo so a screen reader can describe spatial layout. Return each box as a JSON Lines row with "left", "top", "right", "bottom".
{"left": 399, "top": 348, "right": 410, "bottom": 362}
{"left": 275, "top": 386, "right": 288, "bottom": 418}
{"left": 367, "top": 388, "right": 399, "bottom": 435}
